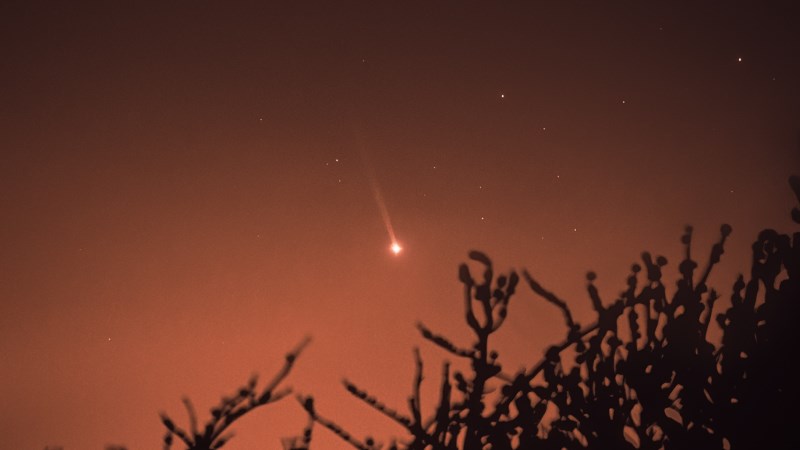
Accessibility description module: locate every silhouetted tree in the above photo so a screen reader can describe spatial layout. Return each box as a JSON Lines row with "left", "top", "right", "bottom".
{"left": 159, "top": 337, "right": 309, "bottom": 450}
{"left": 149, "top": 177, "right": 799, "bottom": 450}
{"left": 301, "top": 176, "right": 800, "bottom": 450}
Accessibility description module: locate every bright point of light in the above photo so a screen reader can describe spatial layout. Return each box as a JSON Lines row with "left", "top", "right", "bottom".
{"left": 737, "top": 57, "right": 742, "bottom": 62}
{"left": 391, "top": 243, "right": 402, "bottom": 254}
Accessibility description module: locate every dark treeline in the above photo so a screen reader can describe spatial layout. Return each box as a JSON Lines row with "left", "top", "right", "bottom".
{"left": 151, "top": 176, "right": 800, "bottom": 450}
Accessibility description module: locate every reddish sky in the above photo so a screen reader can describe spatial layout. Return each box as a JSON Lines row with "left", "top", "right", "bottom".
{"left": 1, "top": 2, "right": 798, "bottom": 449}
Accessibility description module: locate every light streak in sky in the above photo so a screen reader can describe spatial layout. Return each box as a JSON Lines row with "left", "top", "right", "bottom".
{"left": 354, "top": 131, "right": 401, "bottom": 255}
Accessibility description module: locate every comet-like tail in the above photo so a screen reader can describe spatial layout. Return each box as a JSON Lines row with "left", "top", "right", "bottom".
{"left": 354, "top": 131, "right": 400, "bottom": 252}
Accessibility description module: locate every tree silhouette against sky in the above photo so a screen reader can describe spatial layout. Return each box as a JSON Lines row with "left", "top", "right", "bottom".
{"left": 297, "top": 176, "right": 800, "bottom": 450}
{"left": 156, "top": 176, "right": 799, "bottom": 450}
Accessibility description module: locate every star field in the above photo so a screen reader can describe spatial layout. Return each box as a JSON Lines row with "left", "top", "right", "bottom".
{"left": 1, "top": 2, "right": 798, "bottom": 449}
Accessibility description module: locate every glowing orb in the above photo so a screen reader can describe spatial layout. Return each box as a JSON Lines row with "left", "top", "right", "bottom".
{"left": 391, "top": 243, "right": 402, "bottom": 255}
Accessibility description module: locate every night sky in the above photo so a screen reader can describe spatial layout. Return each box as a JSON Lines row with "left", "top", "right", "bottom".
{"left": 2, "top": 2, "right": 799, "bottom": 449}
